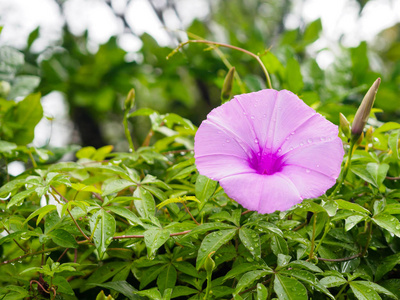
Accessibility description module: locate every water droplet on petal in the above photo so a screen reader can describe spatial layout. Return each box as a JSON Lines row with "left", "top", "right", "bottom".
{"left": 278, "top": 148, "right": 282, "bottom": 153}
{"left": 291, "top": 131, "right": 295, "bottom": 135}
{"left": 254, "top": 139, "right": 259, "bottom": 144}
{"left": 308, "top": 138, "right": 313, "bottom": 144}
{"left": 289, "top": 147, "right": 293, "bottom": 151}
{"left": 226, "top": 139, "right": 230, "bottom": 143}
{"left": 300, "top": 142, "right": 304, "bottom": 146}
{"left": 320, "top": 137, "right": 326, "bottom": 141}
{"left": 250, "top": 115, "right": 255, "bottom": 120}
{"left": 306, "top": 169, "right": 310, "bottom": 173}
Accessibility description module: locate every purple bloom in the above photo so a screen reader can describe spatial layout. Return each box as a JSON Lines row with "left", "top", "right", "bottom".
{"left": 194, "top": 89, "right": 344, "bottom": 214}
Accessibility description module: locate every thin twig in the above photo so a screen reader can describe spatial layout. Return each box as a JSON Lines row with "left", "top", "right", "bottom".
{"left": 1, "top": 224, "right": 28, "bottom": 253}
{"left": 241, "top": 210, "right": 252, "bottom": 215}
{"left": 167, "top": 39, "right": 272, "bottom": 89}
{"left": 386, "top": 176, "right": 400, "bottom": 180}
{"left": 182, "top": 202, "right": 200, "bottom": 225}
{"left": 30, "top": 280, "right": 50, "bottom": 294}
{"left": 57, "top": 248, "right": 69, "bottom": 262}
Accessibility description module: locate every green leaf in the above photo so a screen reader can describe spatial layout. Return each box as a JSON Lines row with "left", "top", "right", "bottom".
{"left": 107, "top": 206, "right": 143, "bottom": 226}
{"left": 89, "top": 209, "right": 116, "bottom": 258}
{"left": 135, "top": 287, "right": 162, "bottom": 300}
{"left": 223, "top": 263, "right": 267, "bottom": 281}
{"left": 184, "top": 222, "right": 236, "bottom": 238}
{"left": 47, "top": 229, "right": 78, "bottom": 248}
{"left": 274, "top": 274, "right": 308, "bottom": 300}
{"left": 303, "top": 18, "right": 322, "bottom": 45}
{"left": 345, "top": 215, "right": 367, "bottom": 231}
{"left": 23, "top": 205, "right": 56, "bottom": 225}
{"left": 8, "top": 75, "right": 40, "bottom": 100}
{"left": 134, "top": 186, "right": 156, "bottom": 219}
{"left": 139, "top": 265, "right": 167, "bottom": 290}
{"left": 173, "top": 261, "right": 200, "bottom": 278}
{"left": 319, "top": 275, "right": 347, "bottom": 288}
{"left": 157, "top": 264, "right": 177, "bottom": 293}
{"left": 0, "top": 140, "right": 17, "bottom": 153}
{"left": 271, "top": 234, "right": 289, "bottom": 255}
{"left": 88, "top": 281, "right": 140, "bottom": 300}
{"left": 52, "top": 275, "right": 75, "bottom": 296}
{"left": 235, "top": 270, "right": 273, "bottom": 295}
{"left": 353, "top": 281, "right": 397, "bottom": 299}
{"left": 350, "top": 281, "right": 381, "bottom": 300}
{"left": 288, "top": 260, "right": 323, "bottom": 273}
{"left": 6, "top": 93, "right": 43, "bottom": 145}
{"left": 196, "top": 229, "right": 236, "bottom": 270}
{"left": 257, "top": 283, "right": 268, "bottom": 300}
{"left": 0, "top": 46, "right": 24, "bottom": 81}
{"left": 170, "top": 286, "right": 198, "bottom": 298}
{"left": 280, "top": 270, "right": 334, "bottom": 300}
{"left": 144, "top": 228, "right": 171, "bottom": 259}
{"left": 388, "top": 129, "right": 400, "bottom": 159}
{"left": 373, "top": 213, "right": 400, "bottom": 238}
{"left": 375, "top": 252, "right": 400, "bottom": 281}
{"left": 86, "top": 262, "right": 127, "bottom": 288}
{"left": 286, "top": 58, "right": 303, "bottom": 94}
{"left": 351, "top": 163, "right": 389, "bottom": 188}
{"left": 335, "top": 200, "right": 370, "bottom": 215}
{"left": 102, "top": 178, "right": 135, "bottom": 196}
{"left": 195, "top": 175, "right": 217, "bottom": 205}
{"left": 239, "top": 227, "right": 261, "bottom": 259}
{"left": 7, "top": 188, "right": 36, "bottom": 208}
{"left": 27, "top": 27, "right": 40, "bottom": 49}
{"left": 0, "top": 178, "right": 27, "bottom": 196}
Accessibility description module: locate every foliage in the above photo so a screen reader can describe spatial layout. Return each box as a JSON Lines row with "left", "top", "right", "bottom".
{"left": 1, "top": 4, "right": 400, "bottom": 300}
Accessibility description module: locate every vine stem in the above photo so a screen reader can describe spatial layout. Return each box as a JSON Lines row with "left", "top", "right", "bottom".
{"left": 309, "top": 213, "right": 318, "bottom": 260}
{"left": 361, "top": 221, "right": 373, "bottom": 257}
{"left": 1, "top": 222, "right": 28, "bottom": 253}
{"left": 329, "top": 141, "right": 357, "bottom": 197}
{"left": 167, "top": 39, "right": 273, "bottom": 89}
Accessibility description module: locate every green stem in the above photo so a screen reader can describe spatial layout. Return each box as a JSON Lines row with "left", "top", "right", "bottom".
{"left": 204, "top": 273, "right": 212, "bottom": 300}
{"left": 27, "top": 150, "right": 37, "bottom": 169}
{"left": 329, "top": 141, "right": 357, "bottom": 197}
{"left": 309, "top": 213, "right": 318, "bottom": 260}
{"left": 314, "top": 221, "right": 330, "bottom": 255}
{"left": 123, "top": 111, "right": 135, "bottom": 153}
{"left": 267, "top": 274, "right": 275, "bottom": 300}
{"left": 336, "top": 282, "right": 348, "bottom": 299}
{"left": 361, "top": 221, "right": 373, "bottom": 257}
{"left": 168, "top": 39, "right": 273, "bottom": 89}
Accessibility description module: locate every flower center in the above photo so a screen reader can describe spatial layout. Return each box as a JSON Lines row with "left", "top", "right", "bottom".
{"left": 249, "top": 151, "right": 284, "bottom": 175}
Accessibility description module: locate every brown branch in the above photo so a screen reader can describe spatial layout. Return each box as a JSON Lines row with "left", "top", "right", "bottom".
{"left": 92, "top": 192, "right": 104, "bottom": 202}
{"left": 318, "top": 253, "right": 361, "bottom": 262}
{"left": 241, "top": 210, "right": 252, "bottom": 215}
{"left": 142, "top": 129, "right": 154, "bottom": 147}
{"left": 30, "top": 280, "right": 50, "bottom": 294}
{"left": 57, "top": 248, "right": 69, "bottom": 262}
{"left": 386, "top": 176, "right": 400, "bottom": 180}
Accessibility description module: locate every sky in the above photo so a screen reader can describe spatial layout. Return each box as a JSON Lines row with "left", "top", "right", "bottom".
{"left": 0, "top": 0, "right": 399, "bottom": 174}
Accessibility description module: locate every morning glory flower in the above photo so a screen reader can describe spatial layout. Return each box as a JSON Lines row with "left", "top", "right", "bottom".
{"left": 194, "top": 89, "right": 344, "bottom": 214}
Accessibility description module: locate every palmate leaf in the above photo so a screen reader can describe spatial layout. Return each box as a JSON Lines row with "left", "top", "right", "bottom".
{"left": 373, "top": 213, "right": 400, "bottom": 238}
{"left": 196, "top": 229, "right": 237, "bottom": 270}
{"left": 234, "top": 270, "right": 274, "bottom": 295}
{"left": 239, "top": 227, "right": 261, "bottom": 260}
{"left": 157, "top": 264, "right": 177, "bottom": 293}
{"left": 47, "top": 229, "right": 78, "bottom": 248}
{"left": 274, "top": 274, "right": 308, "bottom": 300}
{"left": 134, "top": 186, "right": 156, "bottom": 219}
{"left": 195, "top": 174, "right": 217, "bottom": 204}
{"left": 144, "top": 228, "right": 171, "bottom": 259}
{"left": 89, "top": 209, "right": 116, "bottom": 259}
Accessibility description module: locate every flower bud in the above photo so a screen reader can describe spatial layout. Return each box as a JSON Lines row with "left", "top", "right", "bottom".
{"left": 351, "top": 78, "right": 381, "bottom": 139}
{"left": 221, "top": 67, "right": 235, "bottom": 104}
{"left": 124, "top": 88, "right": 135, "bottom": 110}
{"left": 204, "top": 251, "right": 215, "bottom": 273}
{"left": 339, "top": 113, "right": 351, "bottom": 139}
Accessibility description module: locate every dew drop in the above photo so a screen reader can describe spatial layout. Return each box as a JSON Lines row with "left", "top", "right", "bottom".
{"left": 291, "top": 131, "right": 295, "bottom": 135}
{"left": 250, "top": 115, "right": 255, "bottom": 120}
{"left": 226, "top": 139, "right": 230, "bottom": 143}
{"left": 263, "top": 114, "right": 267, "bottom": 118}
{"left": 300, "top": 142, "right": 304, "bottom": 146}
{"left": 289, "top": 147, "right": 293, "bottom": 151}
{"left": 307, "top": 138, "right": 313, "bottom": 144}
{"left": 316, "top": 164, "right": 320, "bottom": 168}
{"left": 306, "top": 169, "right": 310, "bottom": 173}
{"left": 254, "top": 139, "right": 259, "bottom": 144}
{"left": 278, "top": 148, "right": 282, "bottom": 153}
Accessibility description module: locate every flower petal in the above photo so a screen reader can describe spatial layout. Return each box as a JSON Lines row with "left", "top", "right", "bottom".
{"left": 219, "top": 173, "right": 303, "bottom": 214}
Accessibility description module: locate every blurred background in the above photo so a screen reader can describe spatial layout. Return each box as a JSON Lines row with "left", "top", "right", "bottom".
{"left": 0, "top": 0, "right": 399, "bottom": 152}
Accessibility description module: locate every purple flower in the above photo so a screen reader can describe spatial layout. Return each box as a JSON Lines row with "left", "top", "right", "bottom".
{"left": 194, "top": 89, "right": 344, "bottom": 214}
